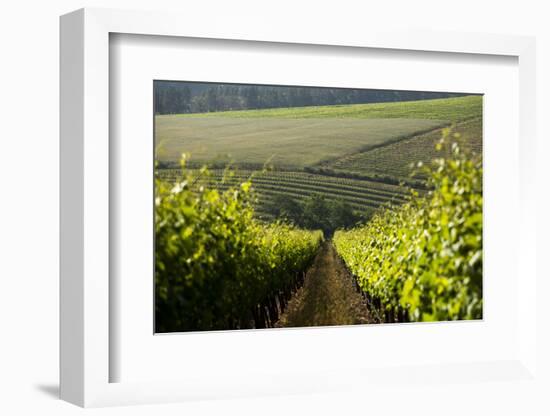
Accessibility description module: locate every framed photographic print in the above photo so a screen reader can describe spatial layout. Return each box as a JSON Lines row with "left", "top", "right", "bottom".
{"left": 152, "top": 80, "right": 483, "bottom": 333}
{"left": 60, "top": 7, "right": 540, "bottom": 409}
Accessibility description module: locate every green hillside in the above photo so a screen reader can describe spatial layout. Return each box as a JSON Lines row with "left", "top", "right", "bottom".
{"left": 161, "top": 95, "right": 481, "bottom": 121}
{"left": 155, "top": 118, "right": 445, "bottom": 167}
{"left": 326, "top": 117, "right": 482, "bottom": 180}
{"left": 156, "top": 94, "right": 482, "bottom": 222}
{"left": 156, "top": 95, "right": 482, "bottom": 168}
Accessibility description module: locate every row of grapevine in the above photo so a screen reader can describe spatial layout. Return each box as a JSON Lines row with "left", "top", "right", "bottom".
{"left": 333, "top": 136, "right": 482, "bottom": 322}
{"left": 155, "top": 161, "right": 323, "bottom": 332}
{"left": 159, "top": 169, "right": 410, "bottom": 196}
{"left": 157, "top": 168, "right": 409, "bottom": 219}
{"left": 216, "top": 177, "right": 405, "bottom": 204}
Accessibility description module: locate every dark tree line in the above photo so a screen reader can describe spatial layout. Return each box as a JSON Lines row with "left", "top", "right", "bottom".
{"left": 154, "top": 81, "right": 466, "bottom": 115}
{"left": 264, "top": 194, "right": 362, "bottom": 237}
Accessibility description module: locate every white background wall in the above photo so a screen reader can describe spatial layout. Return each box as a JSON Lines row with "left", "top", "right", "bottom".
{"left": 0, "top": 1, "right": 548, "bottom": 415}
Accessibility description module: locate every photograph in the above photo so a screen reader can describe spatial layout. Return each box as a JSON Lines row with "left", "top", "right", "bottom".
{"left": 153, "top": 81, "right": 483, "bottom": 333}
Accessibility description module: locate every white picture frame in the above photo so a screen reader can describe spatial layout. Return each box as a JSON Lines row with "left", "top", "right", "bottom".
{"left": 60, "top": 7, "right": 538, "bottom": 408}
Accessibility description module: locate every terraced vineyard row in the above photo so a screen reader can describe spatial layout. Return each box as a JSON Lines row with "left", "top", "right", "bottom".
{"left": 326, "top": 118, "right": 482, "bottom": 180}
{"left": 157, "top": 169, "right": 411, "bottom": 219}
{"left": 217, "top": 177, "right": 407, "bottom": 203}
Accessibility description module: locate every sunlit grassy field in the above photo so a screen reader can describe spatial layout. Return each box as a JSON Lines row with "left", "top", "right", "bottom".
{"left": 155, "top": 117, "right": 445, "bottom": 167}
{"left": 155, "top": 95, "right": 482, "bottom": 167}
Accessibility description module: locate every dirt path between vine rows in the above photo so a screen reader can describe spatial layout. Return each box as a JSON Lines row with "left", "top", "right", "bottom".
{"left": 276, "top": 242, "right": 374, "bottom": 328}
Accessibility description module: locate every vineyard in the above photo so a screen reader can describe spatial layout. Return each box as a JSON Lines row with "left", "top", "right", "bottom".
{"left": 326, "top": 117, "right": 483, "bottom": 180}
{"left": 155, "top": 95, "right": 482, "bottom": 221}
{"left": 157, "top": 169, "right": 410, "bottom": 221}
{"left": 155, "top": 95, "right": 482, "bottom": 168}
{"left": 155, "top": 163, "right": 323, "bottom": 332}
{"left": 154, "top": 91, "right": 483, "bottom": 331}
{"left": 333, "top": 136, "right": 483, "bottom": 322}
